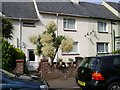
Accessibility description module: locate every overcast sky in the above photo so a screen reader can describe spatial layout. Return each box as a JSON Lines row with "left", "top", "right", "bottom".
{"left": 80, "top": 0, "right": 120, "bottom": 3}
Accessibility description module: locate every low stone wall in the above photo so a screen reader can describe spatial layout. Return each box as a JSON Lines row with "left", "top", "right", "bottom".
{"left": 37, "top": 60, "right": 77, "bottom": 80}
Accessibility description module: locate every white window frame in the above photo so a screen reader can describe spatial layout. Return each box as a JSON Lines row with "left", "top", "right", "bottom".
{"left": 63, "top": 18, "right": 76, "bottom": 31}
{"left": 62, "top": 42, "right": 79, "bottom": 54}
{"left": 98, "top": 21, "right": 107, "bottom": 33}
{"left": 97, "top": 42, "right": 109, "bottom": 53}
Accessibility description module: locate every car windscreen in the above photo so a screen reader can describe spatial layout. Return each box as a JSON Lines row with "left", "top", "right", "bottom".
{"left": 80, "top": 57, "right": 101, "bottom": 71}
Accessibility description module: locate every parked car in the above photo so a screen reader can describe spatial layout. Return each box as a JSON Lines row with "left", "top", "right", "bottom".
{"left": 0, "top": 69, "right": 49, "bottom": 90}
{"left": 75, "top": 54, "right": 120, "bottom": 90}
{"left": 0, "top": 69, "right": 49, "bottom": 85}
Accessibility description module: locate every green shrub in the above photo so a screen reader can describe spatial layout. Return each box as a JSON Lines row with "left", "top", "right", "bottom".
{"left": 14, "top": 48, "right": 25, "bottom": 59}
{"left": 111, "top": 50, "right": 120, "bottom": 54}
{"left": 2, "top": 39, "right": 26, "bottom": 72}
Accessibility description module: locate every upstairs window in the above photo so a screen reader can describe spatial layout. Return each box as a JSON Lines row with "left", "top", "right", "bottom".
{"left": 97, "top": 43, "right": 108, "bottom": 53}
{"left": 23, "top": 22, "right": 35, "bottom": 27}
{"left": 63, "top": 18, "right": 76, "bottom": 30}
{"left": 98, "top": 22, "right": 107, "bottom": 33}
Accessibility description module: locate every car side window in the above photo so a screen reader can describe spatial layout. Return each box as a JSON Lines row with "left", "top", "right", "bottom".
{"left": 113, "top": 57, "right": 120, "bottom": 66}
{"left": 89, "top": 58, "right": 100, "bottom": 71}
{"left": 0, "top": 80, "right": 1, "bottom": 84}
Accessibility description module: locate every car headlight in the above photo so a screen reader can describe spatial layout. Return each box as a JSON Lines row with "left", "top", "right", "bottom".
{"left": 40, "top": 85, "right": 48, "bottom": 90}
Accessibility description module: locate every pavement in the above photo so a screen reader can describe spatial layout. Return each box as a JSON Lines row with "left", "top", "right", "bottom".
{"left": 47, "top": 77, "right": 81, "bottom": 90}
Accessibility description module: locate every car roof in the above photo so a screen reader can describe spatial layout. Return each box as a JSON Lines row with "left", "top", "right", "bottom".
{"left": 96, "top": 54, "right": 120, "bottom": 58}
{"left": 86, "top": 54, "right": 120, "bottom": 59}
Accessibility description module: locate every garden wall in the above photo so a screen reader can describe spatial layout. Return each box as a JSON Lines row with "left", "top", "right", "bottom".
{"left": 37, "top": 60, "right": 78, "bottom": 80}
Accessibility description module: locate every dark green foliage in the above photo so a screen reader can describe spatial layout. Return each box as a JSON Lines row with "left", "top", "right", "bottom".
{"left": 53, "top": 35, "right": 65, "bottom": 48}
{"left": 111, "top": 50, "right": 120, "bottom": 54}
{"left": 2, "top": 17, "right": 14, "bottom": 39}
{"left": 2, "top": 39, "right": 25, "bottom": 71}
{"left": 1, "top": 17, "right": 28, "bottom": 73}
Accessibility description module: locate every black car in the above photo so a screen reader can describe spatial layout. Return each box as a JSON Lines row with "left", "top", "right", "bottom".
{"left": 0, "top": 69, "right": 49, "bottom": 90}
{"left": 75, "top": 54, "right": 120, "bottom": 90}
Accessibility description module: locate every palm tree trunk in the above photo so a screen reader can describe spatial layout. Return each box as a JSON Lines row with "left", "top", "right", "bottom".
{"left": 51, "top": 47, "right": 58, "bottom": 66}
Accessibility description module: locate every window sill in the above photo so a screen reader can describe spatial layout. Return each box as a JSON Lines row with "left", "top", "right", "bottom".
{"left": 97, "top": 52, "right": 109, "bottom": 54}
{"left": 62, "top": 53, "right": 80, "bottom": 55}
{"left": 98, "top": 32, "right": 108, "bottom": 34}
{"left": 64, "top": 28, "right": 77, "bottom": 32}
{"left": 23, "top": 25, "right": 36, "bottom": 27}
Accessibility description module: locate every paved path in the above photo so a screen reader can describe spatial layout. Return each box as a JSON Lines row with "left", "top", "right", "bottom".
{"left": 47, "top": 77, "right": 81, "bottom": 90}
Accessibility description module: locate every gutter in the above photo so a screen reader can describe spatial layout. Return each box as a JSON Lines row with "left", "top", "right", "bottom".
{"left": 39, "top": 11, "right": 120, "bottom": 21}
{"left": 6, "top": 17, "right": 39, "bottom": 21}
{"left": 39, "top": 11, "right": 90, "bottom": 18}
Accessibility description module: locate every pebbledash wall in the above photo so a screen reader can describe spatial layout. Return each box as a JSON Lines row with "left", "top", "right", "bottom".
{"left": 11, "top": 15, "right": 118, "bottom": 71}
{"left": 27, "top": 13, "right": 118, "bottom": 71}
{"left": 7, "top": 1, "right": 120, "bottom": 71}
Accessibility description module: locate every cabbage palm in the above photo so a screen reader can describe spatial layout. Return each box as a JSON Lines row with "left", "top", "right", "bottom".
{"left": 30, "top": 21, "right": 74, "bottom": 65}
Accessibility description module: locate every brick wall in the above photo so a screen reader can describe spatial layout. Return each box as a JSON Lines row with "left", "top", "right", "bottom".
{"left": 15, "top": 59, "right": 24, "bottom": 75}
{"left": 38, "top": 60, "right": 77, "bottom": 80}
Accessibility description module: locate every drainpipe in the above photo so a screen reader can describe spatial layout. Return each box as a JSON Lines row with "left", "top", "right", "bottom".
{"left": 19, "top": 18, "right": 22, "bottom": 50}
{"left": 113, "top": 30, "right": 115, "bottom": 51}
{"left": 56, "top": 13, "right": 59, "bottom": 36}
{"left": 111, "top": 22, "right": 113, "bottom": 52}
{"left": 111, "top": 22, "right": 117, "bottom": 52}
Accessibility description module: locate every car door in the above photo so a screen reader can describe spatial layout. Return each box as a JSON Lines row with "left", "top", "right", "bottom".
{"left": 113, "top": 55, "right": 120, "bottom": 77}
{"left": 1, "top": 75, "right": 13, "bottom": 90}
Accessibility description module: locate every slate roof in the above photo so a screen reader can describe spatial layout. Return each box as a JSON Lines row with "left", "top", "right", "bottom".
{"left": 2, "top": 2, "right": 38, "bottom": 20}
{"left": 37, "top": 1, "right": 80, "bottom": 16}
{"left": 37, "top": 1, "right": 119, "bottom": 20}
{"left": 77, "top": 2, "right": 119, "bottom": 20}
{"left": 107, "top": 2, "right": 120, "bottom": 13}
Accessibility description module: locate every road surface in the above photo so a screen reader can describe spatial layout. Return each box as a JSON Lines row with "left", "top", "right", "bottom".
{"left": 47, "top": 77, "right": 81, "bottom": 90}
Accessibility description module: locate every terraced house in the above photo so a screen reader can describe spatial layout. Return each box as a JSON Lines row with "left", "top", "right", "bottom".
{"left": 1, "top": 0, "right": 120, "bottom": 71}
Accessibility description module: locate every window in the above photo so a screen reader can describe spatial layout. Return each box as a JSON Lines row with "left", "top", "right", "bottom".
{"left": 81, "top": 58, "right": 101, "bottom": 71}
{"left": 97, "top": 43, "right": 108, "bottom": 53}
{"left": 62, "top": 42, "right": 79, "bottom": 54}
{"left": 63, "top": 18, "right": 76, "bottom": 30}
{"left": 113, "top": 58, "right": 120, "bottom": 66}
{"left": 28, "top": 49, "right": 35, "bottom": 61}
{"left": 98, "top": 21, "right": 107, "bottom": 32}
{"left": 23, "top": 22, "right": 35, "bottom": 27}
{"left": 116, "top": 40, "right": 120, "bottom": 50}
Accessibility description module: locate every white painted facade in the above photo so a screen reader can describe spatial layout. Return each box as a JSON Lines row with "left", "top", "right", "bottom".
{"left": 8, "top": 1, "right": 120, "bottom": 71}
{"left": 102, "top": 2, "right": 120, "bottom": 51}
{"left": 10, "top": 14, "right": 118, "bottom": 71}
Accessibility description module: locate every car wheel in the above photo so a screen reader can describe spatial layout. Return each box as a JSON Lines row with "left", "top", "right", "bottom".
{"left": 108, "top": 82, "right": 120, "bottom": 90}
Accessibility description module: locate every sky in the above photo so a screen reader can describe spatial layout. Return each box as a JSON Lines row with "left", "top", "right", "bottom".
{"left": 80, "top": 0, "right": 120, "bottom": 3}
